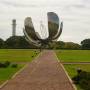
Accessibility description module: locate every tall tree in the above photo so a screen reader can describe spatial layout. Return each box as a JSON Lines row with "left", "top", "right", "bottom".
{"left": 81, "top": 39, "right": 90, "bottom": 50}
{"left": 5, "top": 36, "right": 37, "bottom": 49}
{"left": 0, "top": 38, "right": 4, "bottom": 48}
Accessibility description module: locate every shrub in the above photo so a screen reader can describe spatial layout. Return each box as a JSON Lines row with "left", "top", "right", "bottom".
{"left": 34, "top": 51, "right": 37, "bottom": 52}
{"left": 72, "top": 71, "right": 90, "bottom": 90}
{"left": 35, "top": 52, "right": 38, "bottom": 54}
{"left": 11, "top": 63, "right": 18, "bottom": 68}
{"left": 32, "top": 55, "right": 34, "bottom": 58}
{"left": 0, "top": 61, "right": 10, "bottom": 68}
{"left": 77, "top": 68, "right": 82, "bottom": 74}
{"left": 4, "top": 61, "right": 10, "bottom": 67}
{"left": 0, "top": 62, "right": 5, "bottom": 68}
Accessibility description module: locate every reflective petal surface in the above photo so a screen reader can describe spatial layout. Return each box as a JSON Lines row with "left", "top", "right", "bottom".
{"left": 48, "top": 12, "right": 59, "bottom": 40}
{"left": 24, "top": 17, "right": 40, "bottom": 41}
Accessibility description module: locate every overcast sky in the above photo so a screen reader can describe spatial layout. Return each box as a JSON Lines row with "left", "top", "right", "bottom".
{"left": 0, "top": 0, "right": 90, "bottom": 44}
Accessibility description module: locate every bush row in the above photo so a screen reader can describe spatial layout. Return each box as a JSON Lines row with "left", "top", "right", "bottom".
{"left": 72, "top": 69, "right": 90, "bottom": 90}
{"left": 0, "top": 61, "right": 18, "bottom": 68}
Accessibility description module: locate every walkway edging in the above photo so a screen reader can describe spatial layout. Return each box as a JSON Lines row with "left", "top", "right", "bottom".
{"left": 54, "top": 51, "right": 77, "bottom": 90}
{"left": 12, "top": 51, "right": 42, "bottom": 79}
{"left": 0, "top": 80, "right": 8, "bottom": 89}
{"left": 0, "top": 51, "right": 42, "bottom": 89}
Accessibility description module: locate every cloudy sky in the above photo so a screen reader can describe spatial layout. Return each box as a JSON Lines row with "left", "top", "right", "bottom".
{"left": 0, "top": 0, "right": 90, "bottom": 44}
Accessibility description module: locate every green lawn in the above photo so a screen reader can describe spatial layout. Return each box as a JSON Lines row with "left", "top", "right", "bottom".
{"left": 0, "top": 49, "right": 40, "bottom": 85}
{"left": 64, "top": 64, "right": 90, "bottom": 90}
{"left": 56, "top": 50, "right": 90, "bottom": 62}
{"left": 0, "top": 49, "right": 40, "bottom": 62}
{"left": 56, "top": 50, "right": 90, "bottom": 90}
{"left": 0, "top": 64, "right": 24, "bottom": 84}
{"left": 64, "top": 64, "right": 90, "bottom": 78}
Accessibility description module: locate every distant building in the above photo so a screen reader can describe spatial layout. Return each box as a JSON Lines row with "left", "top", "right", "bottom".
{"left": 12, "top": 19, "right": 16, "bottom": 36}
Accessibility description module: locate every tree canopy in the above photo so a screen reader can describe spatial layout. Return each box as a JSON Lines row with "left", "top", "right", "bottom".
{"left": 0, "top": 38, "right": 4, "bottom": 48}
{"left": 5, "top": 36, "right": 37, "bottom": 49}
{"left": 81, "top": 39, "right": 90, "bottom": 50}
{"left": 0, "top": 36, "right": 90, "bottom": 50}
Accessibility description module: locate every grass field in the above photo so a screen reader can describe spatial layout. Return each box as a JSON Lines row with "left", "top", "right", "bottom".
{"left": 0, "top": 49, "right": 40, "bottom": 62}
{"left": 64, "top": 64, "right": 90, "bottom": 90}
{"left": 56, "top": 50, "right": 90, "bottom": 90}
{"left": 0, "top": 64, "right": 24, "bottom": 84}
{"left": 0, "top": 49, "right": 40, "bottom": 85}
{"left": 56, "top": 50, "right": 90, "bottom": 62}
{"left": 64, "top": 64, "right": 90, "bottom": 78}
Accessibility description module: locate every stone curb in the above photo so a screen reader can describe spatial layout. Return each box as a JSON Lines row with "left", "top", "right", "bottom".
{"left": 12, "top": 50, "right": 42, "bottom": 79}
{"left": 0, "top": 50, "right": 42, "bottom": 89}
{"left": 12, "top": 63, "right": 28, "bottom": 79}
{"left": 54, "top": 51, "right": 77, "bottom": 90}
{"left": 0, "top": 64, "right": 28, "bottom": 89}
{"left": 0, "top": 80, "right": 8, "bottom": 89}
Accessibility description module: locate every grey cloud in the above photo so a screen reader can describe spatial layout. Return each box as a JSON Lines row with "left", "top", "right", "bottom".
{"left": 65, "top": 4, "right": 87, "bottom": 10}
{"left": 0, "top": 0, "right": 65, "bottom": 8}
{"left": 63, "top": 1, "right": 90, "bottom": 11}
{"left": 72, "top": 4, "right": 86, "bottom": 8}
{"left": 70, "top": 0, "right": 90, "bottom": 9}
{"left": 82, "top": 0, "right": 90, "bottom": 3}
{"left": 0, "top": 1, "right": 38, "bottom": 8}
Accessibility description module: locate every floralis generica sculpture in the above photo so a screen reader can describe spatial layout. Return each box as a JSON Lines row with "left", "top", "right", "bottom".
{"left": 23, "top": 12, "right": 63, "bottom": 48}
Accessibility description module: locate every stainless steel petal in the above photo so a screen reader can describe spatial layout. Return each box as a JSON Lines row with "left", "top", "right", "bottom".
{"left": 47, "top": 12, "right": 59, "bottom": 40}
{"left": 52, "top": 22, "right": 63, "bottom": 41}
{"left": 24, "top": 17, "right": 41, "bottom": 40}
{"left": 23, "top": 28, "right": 41, "bottom": 47}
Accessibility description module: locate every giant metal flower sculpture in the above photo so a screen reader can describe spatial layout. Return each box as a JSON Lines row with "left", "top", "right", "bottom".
{"left": 23, "top": 12, "right": 63, "bottom": 47}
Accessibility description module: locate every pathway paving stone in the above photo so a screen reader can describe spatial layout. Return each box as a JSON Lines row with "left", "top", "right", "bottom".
{"left": 0, "top": 50, "right": 75, "bottom": 90}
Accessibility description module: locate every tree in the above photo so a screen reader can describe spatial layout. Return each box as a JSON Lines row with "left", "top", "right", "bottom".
{"left": 5, "top": 36, "right": 37, "bottom": 49}
{"left": 0, "top": 38, "right": 4, "bottom": 48}
{"left": 81, "top": 39, "right": 90, "bottom": 50}
{"left": 55, "top": 41, "right": 65, "bottom": 49}
{"left": 48, "top": 41, "right": 81, "bottom": 50}
{"left": 64, "top": 42, "right": 81, "bottom": 50}
{"left": 47, "top": 41, "right": 65, "bottom": 49}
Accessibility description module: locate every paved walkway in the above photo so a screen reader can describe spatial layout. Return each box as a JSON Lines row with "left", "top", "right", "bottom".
{"left": 0, "top": 50, "right": 75, "bottom": 90}
{"left": 63, "top": 62, "right": 90, "bottom": 64}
